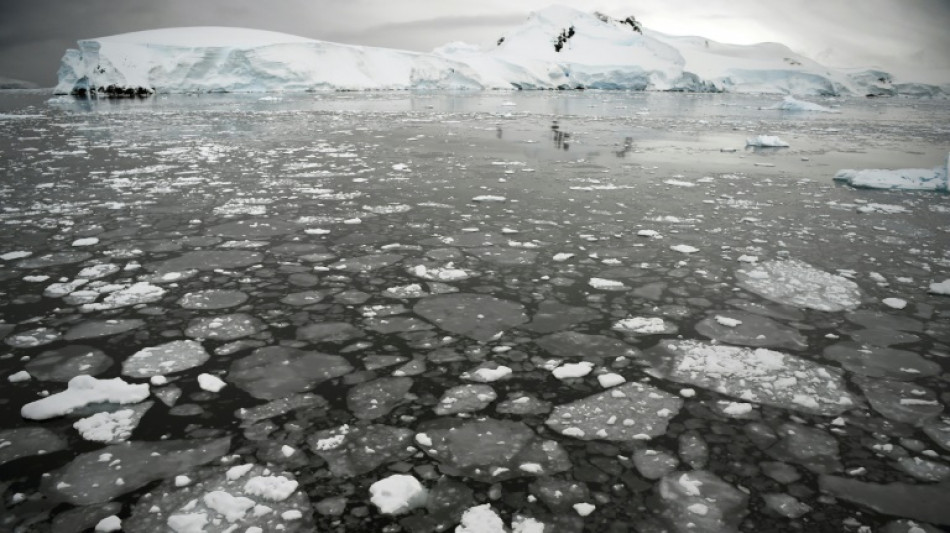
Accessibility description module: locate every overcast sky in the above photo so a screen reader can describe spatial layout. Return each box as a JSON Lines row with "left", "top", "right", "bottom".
{"left": 2, "top": 0, "right": 948, "bottom": 85}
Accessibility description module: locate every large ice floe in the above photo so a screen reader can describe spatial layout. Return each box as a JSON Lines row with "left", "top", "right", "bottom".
{"left": 54, "top": 6, "right": 946, "bottom": 96}
{"left": 834, "top": 153, "right": 949, "bottom": 192}
{"left": 736, "top": 259, "right": 863, "bottom": 312}
{"left": 644, "top": 340, "right": 855, "bottom": 416}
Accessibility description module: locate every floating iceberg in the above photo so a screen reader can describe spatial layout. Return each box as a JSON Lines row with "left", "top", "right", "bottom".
{"left": 764, "top": 95, "right": 838, "bottom": 113}
{"left": 834, "top": 154, "right": 949, "bottom": 192}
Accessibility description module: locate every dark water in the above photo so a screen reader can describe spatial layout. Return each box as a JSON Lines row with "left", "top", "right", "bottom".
{"left": 0, "top": 91, "right": 949, "bottom": 532}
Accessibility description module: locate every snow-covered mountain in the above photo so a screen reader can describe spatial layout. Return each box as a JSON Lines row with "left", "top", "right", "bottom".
{"left": 54, "top": 5, "right": 947, "bottom": 97}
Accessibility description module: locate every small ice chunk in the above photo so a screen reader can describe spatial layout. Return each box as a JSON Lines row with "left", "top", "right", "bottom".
{"left": 8, "top": 370, "right": 31, "bottom": 383}
{"left": 929, "top": 280, "right": 950, "bottom": 295}
{"left": 457, "top": 504, "right": 505, "bottom": 533}
{"left": 882, "top": 298, "right": 907, "bottom": 309}
{"left": 369, "top": 474, "right": 427, "bottom": 515}
{"left": 552, "top": 362, "right": 594, "bottom": 380}
{"left": 597, "top": 373, "right": 626, "bottom": 388}
{"left": 552, "top": 253, "right": 574, "bottom": 262}
{"left": 746, "top": 135, "right": 789, "bottom": 147}
{"left": 573, "top": 503, "right": 596, "bottom": 516}
{"left": 197, "top": 373, "right": 226, "bottom": 393}
{"left": 670, "top": 244, "right": 699, "bottom": 254}
{"left": 243, "top": 475, "right": 298, "bottom": 502}
{"left": 714, "top": 316, "right": 743, "bottom": 328}
{"left": 72, "top": 237, "right": 99, "bottom": 247}
{"left": 94, "top": 515, "right": 122, "bottom": 532}
{"left": 589, "top": 278, "right": 627, "bottom": 291}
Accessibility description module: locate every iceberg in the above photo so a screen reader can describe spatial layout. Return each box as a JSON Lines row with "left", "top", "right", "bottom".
{"left": 54, "top": 7, "right": 947, "bottom": 96}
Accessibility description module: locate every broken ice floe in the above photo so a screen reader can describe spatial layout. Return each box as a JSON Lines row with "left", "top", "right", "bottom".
{"left": 546, "top": 382, "right": 683, "bottom": 441}
{"left": 414, "top": 293, "right": 528, "bottom": 341}
{"left": 124, "top": 463, "right": 312, "bottom": 532}
{"left": 823, "top": 342, "right": 941, "bottom": 380}
{"left": 746, "top": 135, "right": 789, "bottom": 148}
{"left": 736, "top": 259, "right": 862, "bottom": 312}
{"left": 185, "top": 313, "right": 264, "bottom": 340}
{"left": 178, "top": 289, "right": 249, "bottom": 310}
{"left": 369, "top": 474, "right": 428, "bottom": 515}
{"left": 819, "top": 476, "right": 950, "bottom": 526}
{"left": 644, "top": 340, "right": 855, "bottom": 416}
{"left": 229, "top": 346, "right": 352, "bottom": 400}
{"left": 694, "top": 311, "right": 807, "bottom": 350}
{"left": 612, "top": 316, "right": 677, "bottom": 335}
{"left": 122, "top": 340, "right": 210, "bottom": 378}
{"left": 0, "top": 427, "right": 68, "bottom": 466}
{"left": 26, "top": 345, "right": 113, "bottom": 381}
{"left": 21, "top": 375, "right": 150, "bottom": 420}
{"left": 853, "top": 376, "right": 943, "bottom": 426}
{"left": 415, "top": 418, "right": 570, "bottom": 482}
{"left": 308, "top": 424, "right": 414, "bottom": 477}
{"left": 43, "top": 437, "right": 230, "bottom": 505}
{"left": 834, "top": 154, "right": 948, "bottom": 191}
{"left": 73, "top": 402, "right": 153, "bottom": 443}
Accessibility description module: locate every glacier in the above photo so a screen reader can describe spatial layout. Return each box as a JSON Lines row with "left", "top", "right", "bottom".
{"left": 55, "top": 6, "right": 949, "bottom": 97}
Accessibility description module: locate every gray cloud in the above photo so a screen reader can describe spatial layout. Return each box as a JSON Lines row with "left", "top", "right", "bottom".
{"left": 1, "top": 0, "right": 947, "bottom": 86}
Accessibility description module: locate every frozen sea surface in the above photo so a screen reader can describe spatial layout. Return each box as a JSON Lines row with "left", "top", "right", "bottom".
{"left": 0, "top": 90, "right": 949, "bottom": 532}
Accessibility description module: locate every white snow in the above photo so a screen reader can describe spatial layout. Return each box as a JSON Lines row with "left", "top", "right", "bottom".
{"left": 21, "top": 375, "right": 150, "bottom": 420}
{"left": 55, "top": 7, "right": 942, "bottom": 96}
{"left": 464, "top": 366, "right": 513, "bottom": 382}
{"left": 737, "top": 259, "right": 863, "bottom": 312}
{"left": 746, "top": 135, "right": 789, "bottom": 148}
{"left": 714, "top": 315, "right": 743, "bottom": 328}
{"left": 1, "top": 251, "right": 32, "bottom": 261}
{"left": 369, "top": 474, "right": 428, "bottom": 515}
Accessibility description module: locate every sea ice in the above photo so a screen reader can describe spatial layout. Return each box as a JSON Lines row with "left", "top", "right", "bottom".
{"left": 123, "top": 463, "right": 312, "bottom": 532}
{"left": 435, "top": 384, "right": 498, "bottom": 415}
{"left": 308, "top": 424, "right": 414, "bottom": 477}
{"left": 369, "top": 475, "right": 428, "bottom": 515}
{"left": 0, "top": 427, "right": 68, "bottom": 466}
{"left": 414, "top": 293, "right": 528, "bottom": 341}
{"left": 416, "top": 417, "right": 570, "bottom": 482}
{"left": 546, "top": 382, "right": 683, "bottom": 440}
{"left": 21, "top": 375, "right": 150, "bottom": 420}
{"left": 229, "top": 346, "right": 353, "bottom": 400}
{"left": 43, "top": 437, "right": 230, "bottom": 505}
{"left": 73, "top": 402, "right": 153, "bottom": 443}
{"left": 26, "top": 345, "right": 113, "bottom": 381}
{"left": 64, "top": 319, "right": 145, "bottom": 340}
{"left": 765, "top": 96, "right": 837, "bottom": 113}
{"left": 834, "top": 155, "right": 948, "bottom": 191}
{"left": 929, "top": 279, "right": 950, "bottom": 295}
{"left": 644, "top": 340, "right": 855, "bottom": 416}
{"left": 185, "top": 313, "right": 264, "bottom": 340}
{"left": 746, "top": 135, "right": 789, "bottom": 147}
{"left": 178, "top": 290, "right": 249, "bottom": 309}
{"left": 736, "top": 259, "right": 863, "bottom": 312}
{"left": 122, "top": 340, "right": 210, "bottom": 378}
{"left": 612, "top": 316, "right": 676, "bottom": 335}
{"left": 653, "top": 471, "right": 748, "bottom": 533}
{"left": 346, "top": 377, "right": 413, "bottom": 420}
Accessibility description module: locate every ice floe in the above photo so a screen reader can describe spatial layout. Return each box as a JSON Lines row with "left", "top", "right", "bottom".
{"left": 645, "top": 340, "right": 855, "bottom": 416}
{"left": 122, "top": 340, "right": 210, "bottom": 378}
{"left": 369, "top": 474, "right": 428, "bottom": 515}
{"left": 546, "top": 382, "right": 683, "bottom": 441}
{"left": 835, "top": 154, "right": 948, "bottom": 191}
{"left": 736, "top": 259, "right": 863, "bottom": 312}
{"left": 21, "top": 375, "right": 150, "bottom": 420}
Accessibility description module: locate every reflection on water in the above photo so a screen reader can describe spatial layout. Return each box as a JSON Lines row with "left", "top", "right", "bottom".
{"left": 551, "top": 120, "right": 570, "bottom": 150}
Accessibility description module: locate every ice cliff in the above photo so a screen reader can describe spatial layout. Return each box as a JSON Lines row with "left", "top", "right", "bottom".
{"left": 55, "top": 5, "right": 948, "bottom": 97}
